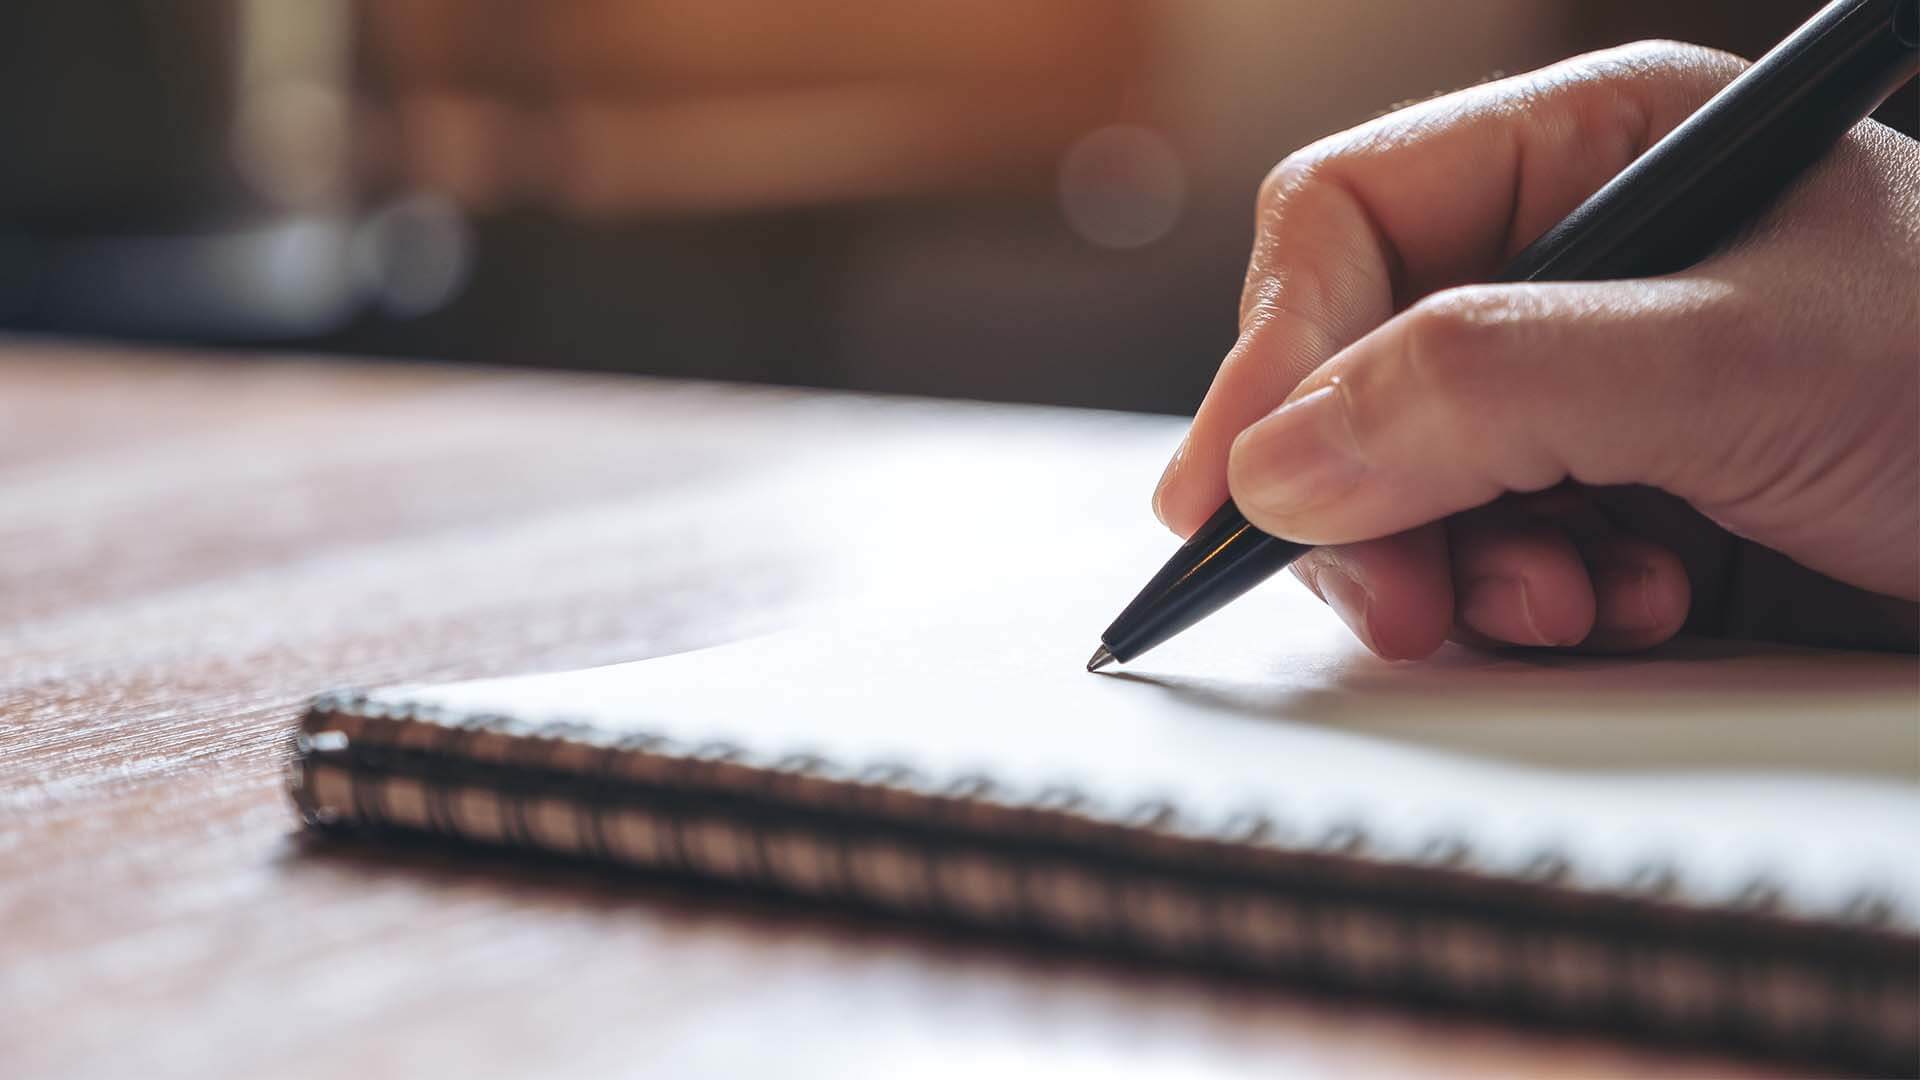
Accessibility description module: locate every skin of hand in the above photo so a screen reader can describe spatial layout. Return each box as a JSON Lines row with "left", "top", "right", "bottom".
{"left": 1153, "top": 41, "right": 1920, "bottom": 659}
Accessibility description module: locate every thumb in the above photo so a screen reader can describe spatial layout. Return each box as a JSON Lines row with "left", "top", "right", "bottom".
{"left": 1225, "top": 279, "right": 1773, "bottom": 545}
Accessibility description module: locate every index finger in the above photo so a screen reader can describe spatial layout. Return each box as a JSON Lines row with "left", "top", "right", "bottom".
{"left": 1153, "top": 41, "right": 1744, "bottom": 538}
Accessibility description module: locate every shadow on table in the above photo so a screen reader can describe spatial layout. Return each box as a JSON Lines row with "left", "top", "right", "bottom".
{"left": 1109, "top": 638, "right": 1920, "bottom": 777}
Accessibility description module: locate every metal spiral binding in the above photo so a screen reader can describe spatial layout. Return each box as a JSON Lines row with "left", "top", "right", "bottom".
{"left": 287, "top": 698, "right": 1920, "bottom": 1072}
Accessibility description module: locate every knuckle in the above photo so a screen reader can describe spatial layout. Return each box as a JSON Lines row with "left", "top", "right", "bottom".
{"left": 1244, "top": 152, "right": 1331, "bottom": 328}
{"left": 1506, "top": 41, "right": 1748, "bottom": 164}
{"left": 1255, "top": 150, "right": 1323, "bottom": 219}
{"left": 1389, "top": 288, "right": 1564, "bottom": 492}
{"left": 1245, "top": 144, "right": 1370, "bottom": 335}
{"left": 1395, "top": 288, "right": 1518, "bottom": 402}
{"left": 1570, "top": 40, "right": 1749, "bottom": 110}
{"left": 1256, "top": 126, "right": 1378, "bottom": 218}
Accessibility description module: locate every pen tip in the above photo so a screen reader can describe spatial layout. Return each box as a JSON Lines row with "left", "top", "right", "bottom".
{"left": 1086, "top": 644, "right": 1117, "bottom": 673}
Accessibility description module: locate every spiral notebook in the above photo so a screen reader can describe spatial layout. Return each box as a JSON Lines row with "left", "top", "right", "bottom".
{"left": 288, "top": 550, "right": 1920, "bottom": 1070}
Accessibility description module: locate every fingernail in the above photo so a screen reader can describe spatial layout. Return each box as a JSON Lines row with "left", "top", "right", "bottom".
{"left": 1592, "top": 562, "right": 1661, "bottom": 632}
{"left": 1312, "top": 563, "right": 1375, "bottom": 652}
{"left": 1459, "top": 575, "right": 1560, "bottom": 646}
{"left": 1231, "top": 384, "right": 1365, "bottom": 520}
{"left": 1152, "top": 435, "right": 1190, "bottom": 528}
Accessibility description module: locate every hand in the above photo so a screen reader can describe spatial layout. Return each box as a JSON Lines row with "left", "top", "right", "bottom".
{"left": 1153, "top": 41, "right": 1920, "bottom": 659}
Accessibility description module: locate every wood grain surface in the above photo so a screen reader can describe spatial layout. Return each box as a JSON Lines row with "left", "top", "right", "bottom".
{"left": 0, "top": 341, "right": 1786, "bottom": 1079}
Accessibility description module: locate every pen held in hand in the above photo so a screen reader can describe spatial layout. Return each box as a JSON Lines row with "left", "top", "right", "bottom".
{"left": 1088, "top": 0, "right": 1920, "bottom": 671}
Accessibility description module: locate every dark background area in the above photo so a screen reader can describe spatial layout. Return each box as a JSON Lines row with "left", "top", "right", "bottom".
{"left": 0, "top": 1, "right": 1907, "bottom": 414}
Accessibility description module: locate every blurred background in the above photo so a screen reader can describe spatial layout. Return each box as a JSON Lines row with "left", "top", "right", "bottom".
{"left": 0, "top": 0, "right": 1906, "bottom": 414}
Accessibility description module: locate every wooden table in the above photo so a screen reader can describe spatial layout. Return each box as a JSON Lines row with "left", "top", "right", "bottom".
{"left": 1, "top": 342, "right": 1783, "bottom": 1078}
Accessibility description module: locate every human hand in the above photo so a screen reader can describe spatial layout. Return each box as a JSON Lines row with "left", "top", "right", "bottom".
{"left": 1153, "top": 42, "right": 1920, "bottom": 658}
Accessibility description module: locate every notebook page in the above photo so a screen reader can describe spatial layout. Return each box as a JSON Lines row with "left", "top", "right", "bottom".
{"left": 360, "top": 412, "right": 1920, "bottom": 926}
{"left": 373, "top": 567, "right": 1920, "bottom": 927}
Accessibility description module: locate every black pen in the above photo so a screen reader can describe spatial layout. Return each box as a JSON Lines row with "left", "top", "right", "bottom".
{"left": 1088, "top": 0, "right": 1920, "bottom": 672}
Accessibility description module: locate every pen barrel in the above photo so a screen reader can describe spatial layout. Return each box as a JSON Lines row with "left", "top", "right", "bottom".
{"left": 1101, "top": 502, "right": 1310, "bottom": 662}
{"left": 1501, "top": 0, "right": 1920, "bottom": 284}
